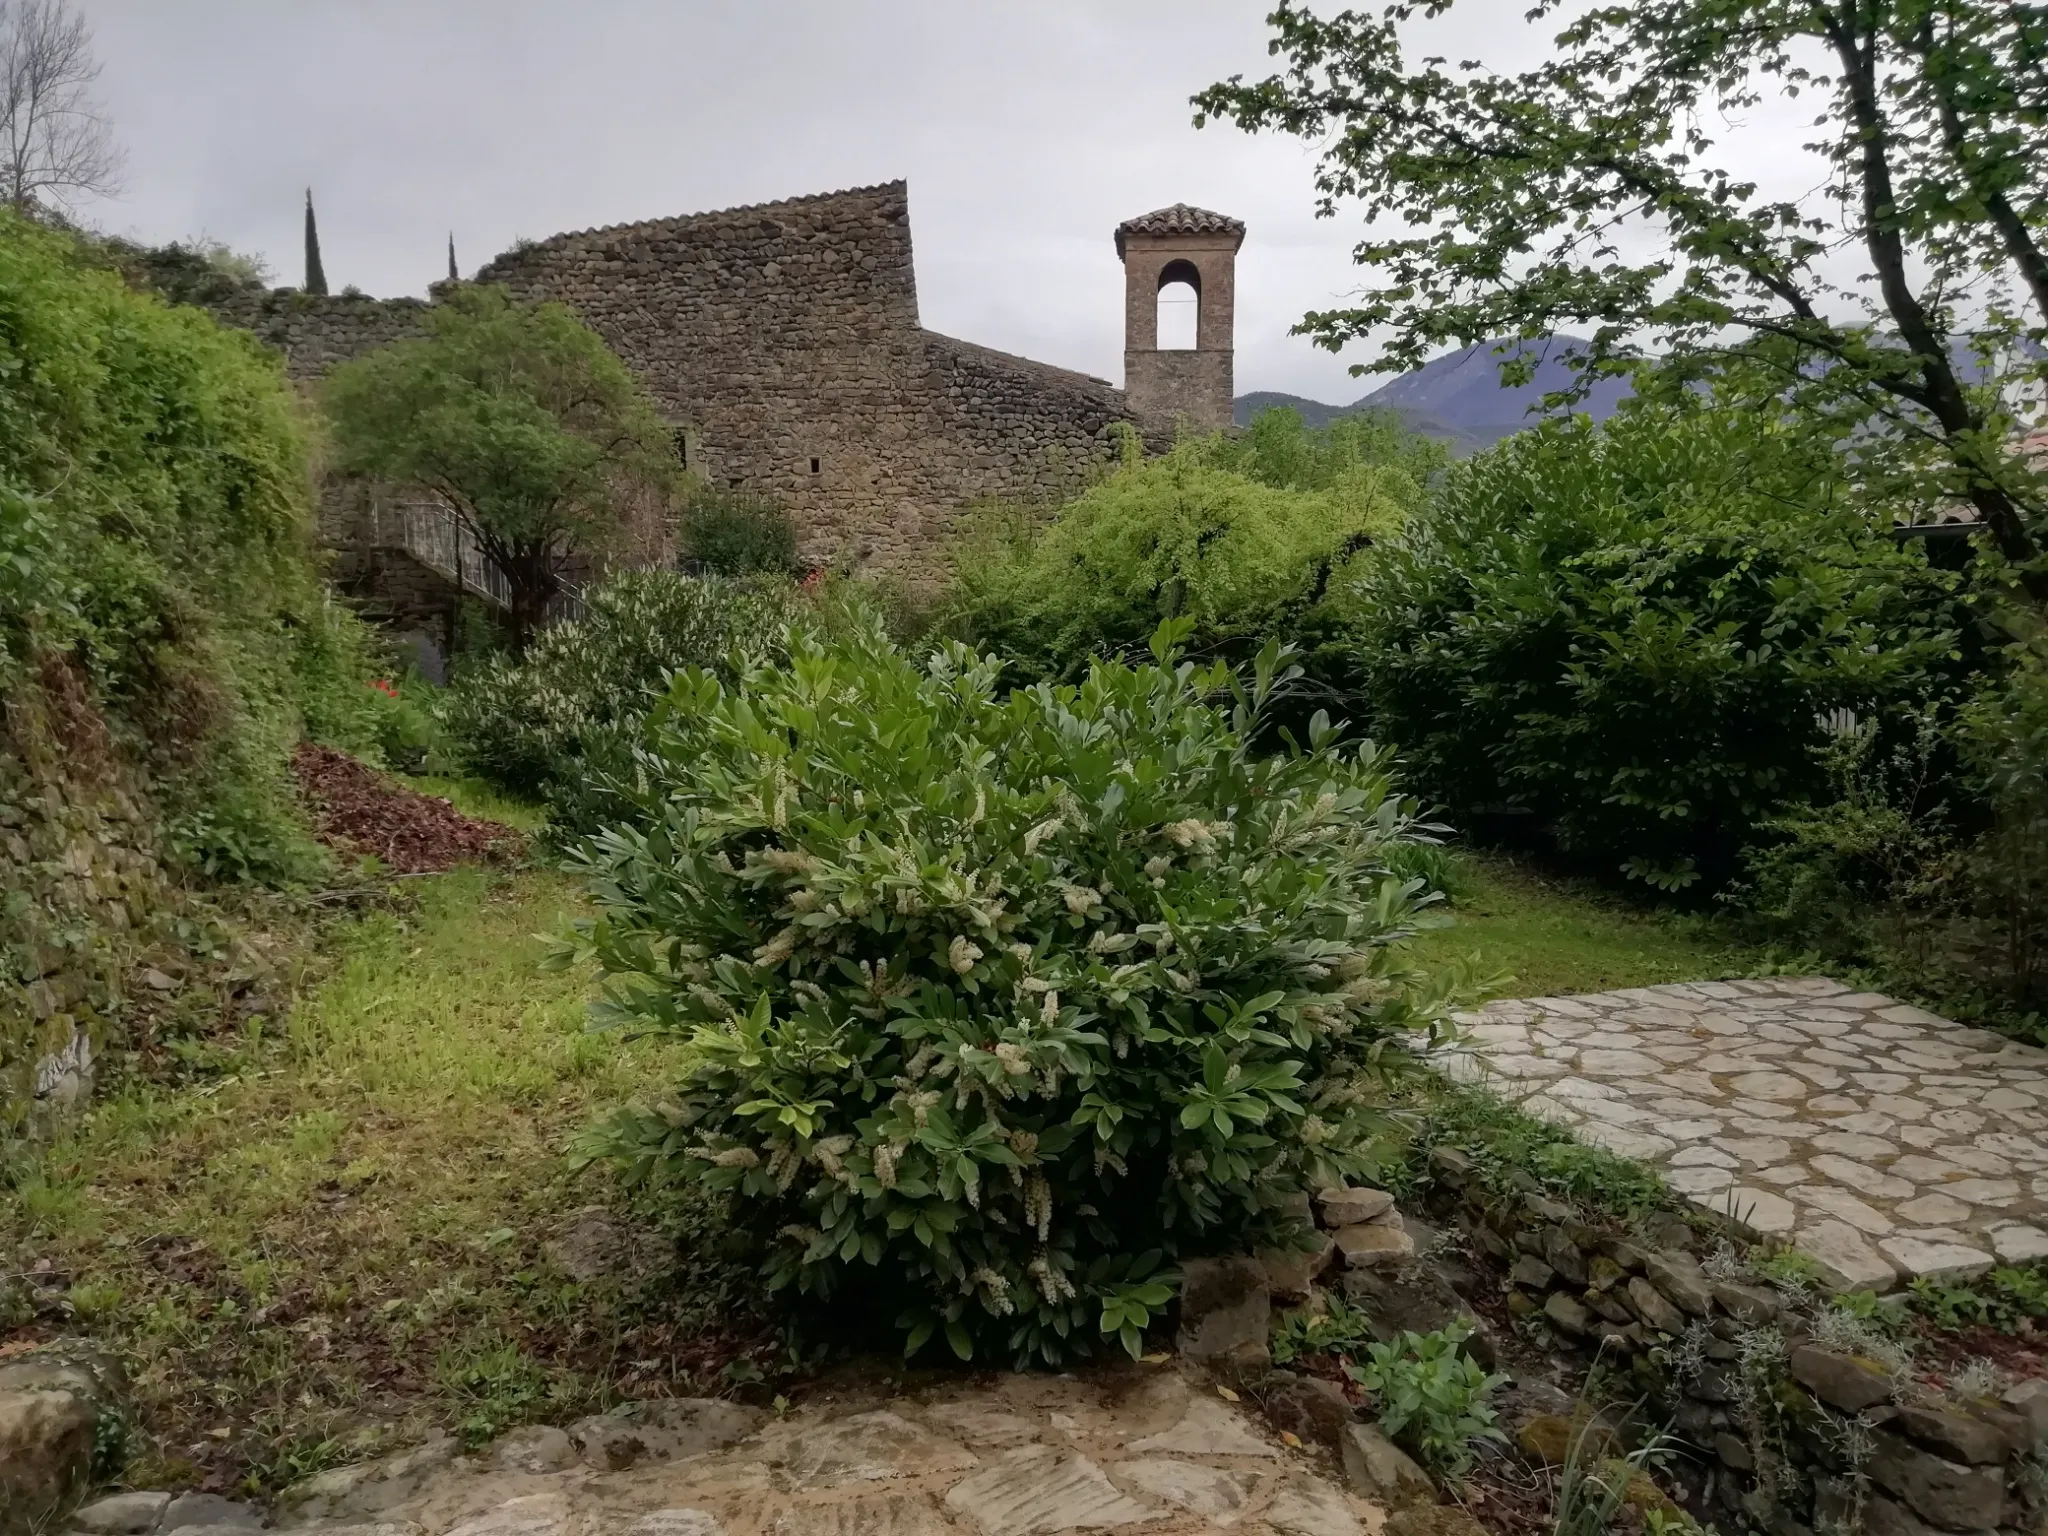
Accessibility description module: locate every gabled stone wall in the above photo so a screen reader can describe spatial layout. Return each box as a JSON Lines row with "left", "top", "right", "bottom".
{"left": 472, "top": 182, "right": 1140, "bottom": 574}
{"left": 187, "top": 183, "right": 1143, "bottom": 582}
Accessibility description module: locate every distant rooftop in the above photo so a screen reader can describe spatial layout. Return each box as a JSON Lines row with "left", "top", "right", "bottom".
{"left": 1115, "top": 204, "right": 1245, "bottom": 258}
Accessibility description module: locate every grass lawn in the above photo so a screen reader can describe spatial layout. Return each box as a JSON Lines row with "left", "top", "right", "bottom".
{"left": 2, "top": 865, "right": 756, "bottom": 1497}
{"left": 1406, "top": 851, "right": 1772, "bottom": 999}
{"left": 0, "top": 826, "right": 1774, "bottom": 1498}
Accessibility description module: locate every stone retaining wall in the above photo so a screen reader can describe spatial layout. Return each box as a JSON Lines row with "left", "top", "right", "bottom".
{"left": 1418, "top": 1147, "right": 2048, "bottom": 1536}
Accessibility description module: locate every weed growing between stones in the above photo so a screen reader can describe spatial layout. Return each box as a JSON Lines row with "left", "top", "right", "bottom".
{"left": 1383, "top": 1077, "right": 1676, "bottom": 1225}
{"left": 1549, "top": 1411, "right": 1680, "bottom": 1536}
{"left": 1346, "top": 1323, "right": 1507, "bottom": 1480}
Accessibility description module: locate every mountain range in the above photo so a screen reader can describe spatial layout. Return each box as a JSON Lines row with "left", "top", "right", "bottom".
{"left": 1236, "top": 336, "right": 1634, "bottom": 452}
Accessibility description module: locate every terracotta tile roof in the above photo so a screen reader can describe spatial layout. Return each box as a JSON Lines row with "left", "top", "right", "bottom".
{"left": 1115, "top": 204, "right": 1245, "bottom": 257}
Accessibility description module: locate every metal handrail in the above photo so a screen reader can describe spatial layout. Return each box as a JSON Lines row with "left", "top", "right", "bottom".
{"left": 370, "top": 496, "right": 585, "bottom": 624}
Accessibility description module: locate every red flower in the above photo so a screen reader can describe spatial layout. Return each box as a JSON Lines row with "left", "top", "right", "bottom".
{"left": 369, "top": 678, "right": 399, "bottom": 697}
{"left": 799, "top": 568, "right": 824, "bottom": 592}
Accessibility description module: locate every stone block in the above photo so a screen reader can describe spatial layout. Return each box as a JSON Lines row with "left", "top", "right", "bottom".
{"left": 1316, "top": 1187, "right": 1395, "bottom": 1228}
{"left": 1515, "top": 1413, "right": 1619, "bottom": 1467}
{"left": 1584, "top": 1288, "right": 1633, "bottom": 1326}
{"left": 1585, "top": 1255, "right": 1626, "bottom": 1293}
{"left": 1625, "top": 1276, "right": 1686, "bottom": 1335}
{"left": 491, "top": 1424, "right": 576, "bottom": 1473}
{"left": 1710, "top": 1280, "right": 1779, "bottom": 1323}
{"left": 2000, "top": 1378, "right": 2048, "bottom": 1446}
{"left": 630, "top": 1397, "right": 766, "bottom": 1457}
{"left": 1799, "top": 1220, "right": 1899, "bottom": 1293}
{"left": 1176, "top": 1256, "right": 1271, "bottom": 1365}
{"left": 1428, "top": 1147, "right": 1474, "bottom": 1183}
{"left": 566, "top": 1414, "right": 655, "bottom": 1471}
{"left": 1861, "top": 1493, "right": 1947, "bottom": 1536}
{"left": 70, "top": 1492, "right": 174, "bottom": 1535}
{"left": 1892, "top": 1403, "right": 2010, "bottom": 1465}
{"left": 1600, "top": 1238, "right": 1648, "bottom": 1274}
{"left": 1543, "top": 1229, "right": 1589, "bottom": 1286}
{"left": 1386, "top": 1508, "right": 1489, "bottom": 1536}
{"left": 1867, "top": 1430, "right": 2008, "bottom": 1531}
{"left": 1339, "top": 1422, "right": 1433, "bottom": 1507}
{"left": 0, "top": 1387, "right": 97, "bottom": 1531}
{"left": 1333, "top": 1223, "right": 1414, "bottom": 1269}
{"left": 1641, "top": 1251, "right": 1713, "bottom": 1316}
{"left": 1790, "top": 1345, "right": 1894, "bottom": 1413}
{"left": 1260, "top": 1232, "right": 1337, "bottom": 1301}
{"left": 1712, "top": 1432, "right": 1752, "bottom": 1470}
{"left": 1260, "top": 1371, "right": 1355, "bottom": 1447}
{"left": 1508, "top": 1254, "right": 1556, "bottom": 1289}
{"left": 157, "top": 1495, "right": 261, "bottom": 1531}
{"left": 1265, "top": 1476, "right": 1366, "bottom": 1536}
{"left": 943, "top": 1444, "right": 1156, "bottom": 1535}
{"left": 1543, "top": 1292, "right": 1593, "bottom": 1336}
{"left": 1337, "top": 1257, "right": 1474, "bottom": 1344}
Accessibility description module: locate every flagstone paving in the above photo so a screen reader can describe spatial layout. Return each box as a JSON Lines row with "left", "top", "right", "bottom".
{"left": 1440, "top": 977, "right": 2048, "bottom": 1291}
{"left": 263, "top": 1365, "right": 1377, "bottom": 1536}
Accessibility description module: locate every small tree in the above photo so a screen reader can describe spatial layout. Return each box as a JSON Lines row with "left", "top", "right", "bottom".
{"left": 1195, "top": 0, "right": 2048, "bottom": 605}
{"left": 324, "top": 284, "right": 678, "bottom": 647}
{"left": 303, "top": 188, "right": 327, "bottom": 296}
{"left": 0, "top": 0, "right": 121, "bottom": 216}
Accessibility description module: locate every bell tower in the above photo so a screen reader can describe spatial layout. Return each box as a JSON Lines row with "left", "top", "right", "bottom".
{"left": 1116, "top": 203, "right": 1245, "bottom": 432}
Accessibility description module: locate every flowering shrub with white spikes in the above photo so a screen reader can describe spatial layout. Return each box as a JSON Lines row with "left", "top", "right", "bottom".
{"left": 565, "top": 616, "right": 1463, "bottom": 1366}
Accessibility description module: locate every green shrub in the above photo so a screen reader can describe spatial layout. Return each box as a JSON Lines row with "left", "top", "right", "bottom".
{"left": 441, "top": 569, "right": 802, "bottom": 829}
{"left": 1724, "top": 618, "right": 2048, "bottom": 1036}
{"left": 681, "top": 487, "right": 802, "bottom": 576}
{"left": 1351, "top": 401, "right": 1969, "bottom": 890}
{"left": 0, "top": 213, "right": 371, "bottom": 880}
{"left": 1347, "top": 1322, "right": 1505, "bottom": 1478}
{"left": 290, "top": 590, "right": 446, "bottom": 771}
{"left": 566, "top": 619, "right": 1465, "bottom": 1365}
{"left": 952, "top": 417, "right": 1432, "bottom": 699}
{"left": 1955, "top": 623, "right": 2048, "bottom": 1010}
{"left": 2, "top": 213, "right": 385, "bottom": 1123}
{"left": 1200, "top": 405, "right": 1449, "bottom": 502}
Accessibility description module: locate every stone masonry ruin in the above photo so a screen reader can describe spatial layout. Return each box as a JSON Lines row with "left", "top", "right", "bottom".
{"left": 189, "top": 183, "right": 1247, "bottom": 623}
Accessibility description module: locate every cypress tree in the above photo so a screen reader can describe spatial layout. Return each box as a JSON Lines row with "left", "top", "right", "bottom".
{"left": 447, "top": 232, "right": 458, "bottom": 283}
{"left": 304, "top": 189, "right": 328, "bottom": 296}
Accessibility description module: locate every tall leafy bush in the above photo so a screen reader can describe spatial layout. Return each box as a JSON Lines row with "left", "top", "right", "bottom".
{"left": 0, "top": 212, "right": 383, "bottom": 882}
{"left": 567, "top": 620, "right": 1462, "bottom": 1364}
{"left": 1351, "top": 402, "right": 1968, "bottom": 890}
{"left": 1957, "top": 626, "right": 2048, "bottom": 1007}
{"left": 441, "top": 569, "right": 802, "bottom": 830}
{"left": 681, "top": 487, "right": 802, "bottom": 577}
{"left": 953, "top": 415, "right": 1434, "bottom": 695}
{"left": 2, "top": 213, "right": 389, "bottom": 1126}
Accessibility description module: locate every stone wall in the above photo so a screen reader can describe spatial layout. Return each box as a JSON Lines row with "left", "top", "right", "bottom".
{"left": 199, "top": 287, "right": 430, "bottom": 381}
{"left": 1418, "top": 1147, "right": 2048, "bottom": 1536}
{"left": 186, "top": 183, "right": 1145, "bottom": 584}
{"left": 471, "top": 181, "right": 1142, "bottom": 575}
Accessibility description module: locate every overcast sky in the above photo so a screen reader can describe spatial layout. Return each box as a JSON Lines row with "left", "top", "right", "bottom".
{"left": 80, "top": 1, "right": 1828, "bottom": 404}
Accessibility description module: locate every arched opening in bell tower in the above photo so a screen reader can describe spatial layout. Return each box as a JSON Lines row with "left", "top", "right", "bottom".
{"left": 1156, "top": 259, "right": 1201, "bottom": 351}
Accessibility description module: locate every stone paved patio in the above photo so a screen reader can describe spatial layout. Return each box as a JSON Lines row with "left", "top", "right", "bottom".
{"left": 1442, "top": 977, "right": 2048, "bottom": 1291}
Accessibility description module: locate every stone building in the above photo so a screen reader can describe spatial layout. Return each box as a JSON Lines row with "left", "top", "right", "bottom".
{"left": 194, "top": 181, "right": 1244, "bottom": 619}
